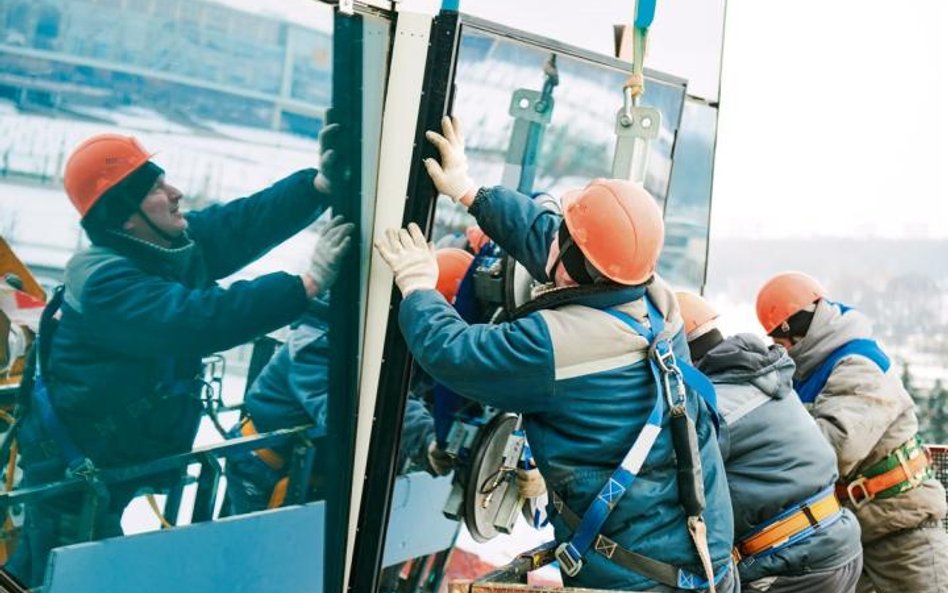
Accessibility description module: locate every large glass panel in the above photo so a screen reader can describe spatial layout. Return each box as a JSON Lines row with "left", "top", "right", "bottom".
{"left": 463, "top": 0, "right": 726, "bottom": 102}
{"left": 660, "top": 99, "right": 718, "bottom": 292}
{"left": 378, "top": 23, "right": 688, "bottom": 591}
{"left": 0, "top": 1, "right": 380, "bottom": 590}
{"left": 432, "top": 24, "right": 685, "bottom": 245}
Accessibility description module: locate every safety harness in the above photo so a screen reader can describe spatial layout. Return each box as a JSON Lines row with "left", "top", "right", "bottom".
{"left": 793, "top": 338, "right": 932, "bottom": 508}
{"left": 238, "top": 417, "right": 290, "bottom": 509}
{"left": 552, "top": 296, "right": 728, "bottom": 591}
{"left": 836, "top": 436, "right": 933, "bottom": 509}
{"left": 732, "top": 486, "right": 843, "bottom": 565}
{"left": 28, "top": 286, "right": 112, "bottom": 525}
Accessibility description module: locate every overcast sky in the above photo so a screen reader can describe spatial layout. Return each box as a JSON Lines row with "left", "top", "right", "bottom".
{"left": 212, "top": 0, "right": 948, "bottom": 240}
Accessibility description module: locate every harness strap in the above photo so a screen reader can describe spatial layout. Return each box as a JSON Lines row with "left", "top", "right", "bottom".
{"left": 734, "top": 486, "right": 843, "bottom": 562}
{"left": 553, "top": 492, "right": 731, "bottom": 589}
{"left": 555, "top": 299, "right": 666, "bottom": 577}
{"left": 31, "top": 286, "right": 95, "bottom": 475}
{"left": 240, "top": 417, "right": 287, "bottom": 471}
{"left": 836, "top": 436, "right": 932, "bottom": 509}
{"left": 554, "top": 296, "right": 722, "bottom": 589}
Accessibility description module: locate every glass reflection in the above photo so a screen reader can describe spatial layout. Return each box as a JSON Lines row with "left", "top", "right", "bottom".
{"left": 432, "top": 29, "right": 685, "bottom": 247}
{"left": 659, "top": 99, "right": 717, "bottom": 291}
{"left": 0, "top": 1, "right": 372, "bottom": 590}
{"left": 384, "top": 25, "right": 689, "bottom": 591}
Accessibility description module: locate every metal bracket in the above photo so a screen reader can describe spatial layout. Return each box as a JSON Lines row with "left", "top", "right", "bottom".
{"left": 611, "top": 105, "right": 661, "bottom": 183}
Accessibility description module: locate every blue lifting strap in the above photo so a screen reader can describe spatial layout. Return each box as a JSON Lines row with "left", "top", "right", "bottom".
{"left": 635, "top": 0, "right": 657, "bottom": 29}
{"left": 554, "top": 296, "right": 723, "bottom": 585}
{"left": 794, "top": 338, "right": 890, "bottom": 404}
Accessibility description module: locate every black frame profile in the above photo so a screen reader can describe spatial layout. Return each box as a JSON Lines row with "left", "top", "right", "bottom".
{"left": 348, "top": 9, "right": 462, "bottom": 593}
{"left": 325, "top": 9, "right": 367, "bottom": 593}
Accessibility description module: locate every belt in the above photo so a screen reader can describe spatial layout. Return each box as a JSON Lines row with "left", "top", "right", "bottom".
{"left": 836, "top": 436, "right": 932, "bottom": 509}
{"left": 733, "top": 487, "right": 842, "bottom": 563}
{"left": 240, "top": 418, "right": 286, "bottom": 471}
{"left": 552, "top": 493, "right": 730, "bottom": 590}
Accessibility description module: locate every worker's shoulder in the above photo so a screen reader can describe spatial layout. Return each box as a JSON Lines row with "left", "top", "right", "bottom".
{"left": 63, "top": 245, "right": 141, "bottom": 299}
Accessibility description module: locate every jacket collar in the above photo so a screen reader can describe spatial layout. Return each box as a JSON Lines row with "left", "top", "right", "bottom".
{"left": 789, "top": 298, "right": 874, "bottom": 379}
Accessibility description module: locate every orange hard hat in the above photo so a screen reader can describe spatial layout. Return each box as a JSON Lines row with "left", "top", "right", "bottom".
{"left": 64, "top": 133, "right": 152, "bottom": 217}
{"left": 756, "top": 272, "right": 827, "bottom": 334}
{"left": 465, "top": 225, "right": 490, "bottom": 253}
{"left": 561, "top": 178, "right": 664, "bottom": 285}
{"left": 435, "top": 248, "right": 474, "bottom": 304}
{"left": 675, "top": 291, "right": 719, "bottom": 339}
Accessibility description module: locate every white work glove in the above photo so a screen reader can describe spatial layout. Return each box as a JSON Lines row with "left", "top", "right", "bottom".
{"left": 307, "top": 215, "right": 354, "bottom": 293}
{"left": 426, "top": 440, "right": 454, "bottom": 477}
{"left": 314, "top": 121, "right": 339, "bottom": 194}
{"left": 517, "top": 467, "right": 547, "bottom": 499}
{"left": 373, "top": 223, "right": 439, "bottom": 297}
{"left": 423, "top": 116, "right": 476, "bottom": 204}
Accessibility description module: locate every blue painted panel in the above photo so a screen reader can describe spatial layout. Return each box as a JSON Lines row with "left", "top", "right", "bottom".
{"left": 45, "top": 502, "right": 326, "bottom": 593}
{"left": 382, "top": 472, "right": 458, "bottom": 567}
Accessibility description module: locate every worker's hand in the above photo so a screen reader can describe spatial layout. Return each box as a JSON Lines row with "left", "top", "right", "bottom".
{"left": 426, "top": 440, "right": 454, "bottom": 477}
{"left": 424, "top": 116, "right": 477, "bottom": 207}
{"left": 305, "top": 215, "right": 354, "bottom": 296}
{"left": 314, "top": 122, "right": 340, "bottom": 194}
{"left": 517, "top": 467, "right": 547, "bottom": 499}
{"left": 374, "top": 223, "right": 438, "bottom": 297}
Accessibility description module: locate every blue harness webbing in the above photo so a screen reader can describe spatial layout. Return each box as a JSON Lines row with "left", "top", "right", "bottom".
{"left": 554, "top": 297, "right": 728, "bottom": 588}
{"left": 31, "top": 286, "right": 95, "bottom": 475}
{"left": 794, "top": 339, "right": 890, "bottom": 404}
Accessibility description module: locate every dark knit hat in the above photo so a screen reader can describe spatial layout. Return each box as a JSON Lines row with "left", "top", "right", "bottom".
{"left": 81, "top": 161, "right": 164, "bottom": 234}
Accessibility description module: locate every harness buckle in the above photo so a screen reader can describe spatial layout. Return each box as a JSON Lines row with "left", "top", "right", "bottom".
{"left": 66, "top": 457, "right": 98, "bottom": 481}
{"left": 555, "top": 542, "right": 584, "bottom": 577}
{"left": 895, "top": 447, "right": 925, "bottom": 489}
{"left": 845, "top": 477, "right": 873, "bottom": 509}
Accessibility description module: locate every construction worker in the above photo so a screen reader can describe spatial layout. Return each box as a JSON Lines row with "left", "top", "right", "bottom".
{"left": 676, "top": 291, "right": 863, "bottom": 592}
{"left": 225, "top": 247, "right": 470, "bottom": 514}
{"left": 756, "top": 272, "right": 948, "bottom": 593}
{"left": 7, "top": 131, "right": 353, "bottom": 587}
{"left": 374, "top": 116, "right": 735, "bottom": 592}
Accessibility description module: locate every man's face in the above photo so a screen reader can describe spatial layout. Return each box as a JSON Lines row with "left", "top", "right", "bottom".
{"left": 772, "top": 335, "right": 794, "bottom": 350}
{"left": 123, "top": 177, "right": 187, "bottom": 245}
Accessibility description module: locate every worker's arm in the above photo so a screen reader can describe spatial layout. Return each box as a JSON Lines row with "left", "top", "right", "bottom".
{"left": 186, "top": 169, "right": 328, "bottom": 280}
{"left": 468, "top": 186, "right": 560, "bottom": 282}
{"left": 77, "top": 258, "right": 310, "bottom": 358}
{"left": 811, "top": 355, "right": 913, "bottom": 477}
{"left": 400, "top": 289, "right": 555, "bottom": 414}
{"left": 424, "top": 116, "right": 559, "bottom": 281}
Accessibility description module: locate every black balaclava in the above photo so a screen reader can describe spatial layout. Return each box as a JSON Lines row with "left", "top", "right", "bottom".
{"left": 768, "top": 307, "right": 816, "bottom": 345}
{"left": 81, "top": 161, "right": 170, "bottom": 245}
{"left": 688, "top": 328, "right": 724, "bottom": 365}
{"left": 547, "top": 221, "right": 595, "bottom": 285}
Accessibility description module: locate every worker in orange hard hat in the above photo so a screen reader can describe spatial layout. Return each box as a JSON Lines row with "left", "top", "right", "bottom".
{"left": 755, "top": 272, "right": 948, "bottom": 593}
{"left": 676, "top": 291, "right": 863, "bottom": 593}
{"left": 8, "top": 127, "right": 352, "bottom": 587}
{"left": 435, "top": 248, "right": 474, "bottom": 304}
{"left": 373, "top": 116, "right": 736, "bottom": 592}
{"left": 225, "top": 244, "right": 474, "bottom": 515}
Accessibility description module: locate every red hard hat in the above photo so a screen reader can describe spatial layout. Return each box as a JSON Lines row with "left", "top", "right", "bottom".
{"left": 64, "top": 134, "right": 152, "bottom": 217}
{"left": 465, "top": 225, "right": 490, "bottom": 253}
{"left": 435, "top": 248, "right": 474, "bottom": 304}
{"left": 756, "top": 272, "right": 827, "bottom": 334}
{"left": 561, "top": 179, "right": 664, "bottom": 285}
{"left": 675, "top": 291, "right": 719, "bottom": 339}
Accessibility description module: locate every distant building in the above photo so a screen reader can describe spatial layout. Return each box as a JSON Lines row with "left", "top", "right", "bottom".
{"left": 0, "top": 0, "right": 331, "bottom": 135}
